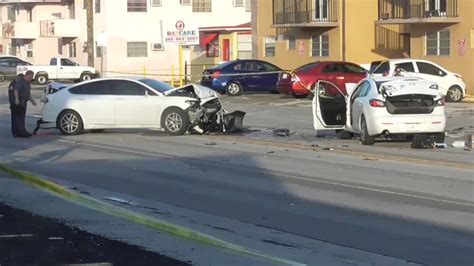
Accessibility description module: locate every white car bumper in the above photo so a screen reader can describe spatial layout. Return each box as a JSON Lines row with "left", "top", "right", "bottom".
{"left": 367, "top": 114, "right": 446, "bottom": 136}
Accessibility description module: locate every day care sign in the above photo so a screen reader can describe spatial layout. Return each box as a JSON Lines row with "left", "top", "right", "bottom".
{"left": 165, "top": 20, "right": 200, "bottom": 45}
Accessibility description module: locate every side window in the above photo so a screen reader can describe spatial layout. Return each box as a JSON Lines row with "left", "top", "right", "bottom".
{"left": 352, "top": 81, "right": 370, "bottom": 99}
{"left": 243, "top": 62, "right": 259, "bottom": 71}
{"left": 322, "top": 64, "right": 343, "bottom": 73}
{"left": 233, "top": 63, "right": 243, "bottom": 71}
{"left": 260, "top": 62, "right": 279, "bottom": 72}
{"left": 0, "top": 61, "right": 10, "bottom": 67}
{"left": 395, "top": 62, "right": 415, "bottom": 72}
{"left": 342, "top": 64, "right": 366, "bottom": 74}
{"left": 416, "top": 62, "right": 446, "bottom": 76}
{"left": 370, "top": 61, "right": 389, "bottom": 74}
{"left": 61, "top": 59, "right": 75, "bottom": 66}
{"left": 111, "top": 80, "right": 146, "bottom": 96}
{"left": 69, "top": 81, "right": 112, "bottom": 95}
{"left": 50, "top": 58, "right": 57, "bottom": 65}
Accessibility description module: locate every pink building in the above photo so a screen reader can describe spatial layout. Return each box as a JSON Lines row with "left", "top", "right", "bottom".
{"left": 0, "top": 0, "right": 251, "bottom": 80}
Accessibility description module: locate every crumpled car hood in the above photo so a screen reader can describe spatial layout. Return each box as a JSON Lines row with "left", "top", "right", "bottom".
{"left": 164, "top": 84, "right": 220, "bottom": 104}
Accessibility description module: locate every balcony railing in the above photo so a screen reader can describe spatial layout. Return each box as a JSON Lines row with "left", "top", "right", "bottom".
{"left": 273, "top": 0, "right": 338, "bottom": 27}
{"left": 378, "top": 0, "right": 458, "bottom": 20}
{"left": 40, "top": 19, "right": 80, "bottom": 38}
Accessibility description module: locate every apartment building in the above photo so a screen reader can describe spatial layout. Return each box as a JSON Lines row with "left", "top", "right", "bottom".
{"left": 0, "top": 0, "right": 251, "bottom": 80}
{"left": 252, "top": 0, "right": 473, "bottom": 94}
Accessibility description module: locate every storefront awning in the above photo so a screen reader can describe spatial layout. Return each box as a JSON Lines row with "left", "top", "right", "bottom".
{"left": 200, "top": 33, "right": 218, "bottom": 47}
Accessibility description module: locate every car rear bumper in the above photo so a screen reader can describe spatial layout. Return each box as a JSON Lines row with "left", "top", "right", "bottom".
{"left": 277, "top": 82, "right": 309, "bottom": 95}
{"left": 367, "top": 114, "right": 446, "bottom": 136}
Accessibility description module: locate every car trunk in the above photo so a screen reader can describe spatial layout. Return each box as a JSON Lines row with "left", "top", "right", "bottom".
{"left": 386, "top": 94, "right": 437, "bottom": 114}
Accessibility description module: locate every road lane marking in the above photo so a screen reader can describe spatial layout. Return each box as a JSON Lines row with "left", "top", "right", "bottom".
{"left": 198, "top": 135, "right": 474, "bottom": 170}
{"left": 0, "top": 164, "right": 306, "bottom": 266}
{"left": 56, "top": 139, "right": 474, "bottom": 208}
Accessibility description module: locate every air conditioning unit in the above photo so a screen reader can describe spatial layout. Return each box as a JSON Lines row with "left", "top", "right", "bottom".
{"left": 151, "top": 43, "right": 164, "bottom": 51}
{"left": 26, "top": 44, "right": 33, "bottom": 51}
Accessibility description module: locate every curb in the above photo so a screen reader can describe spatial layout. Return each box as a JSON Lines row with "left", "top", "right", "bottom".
{"left": 0, "top": 164, "right": 305, "bottom": 266}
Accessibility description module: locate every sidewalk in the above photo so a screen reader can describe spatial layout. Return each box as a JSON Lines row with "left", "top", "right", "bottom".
{"left": 0, "top": 202, "right": 189, "bottom": 266}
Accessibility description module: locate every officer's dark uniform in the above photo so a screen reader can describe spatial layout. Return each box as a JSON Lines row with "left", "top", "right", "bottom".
{"left": 11, "top": 77, "right": 32, "bottom": 137}
{"left": 8, "top": 79, "right": 17, "bottom": 136}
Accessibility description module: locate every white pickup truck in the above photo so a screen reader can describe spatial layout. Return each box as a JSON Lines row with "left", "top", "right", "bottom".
{"left": 17, "top": 57, "right": 99, "bottom": 85}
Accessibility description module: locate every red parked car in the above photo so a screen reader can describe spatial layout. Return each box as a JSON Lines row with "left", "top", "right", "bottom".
{"left": 277, "top": 61, "right": 368, "bottom": 98}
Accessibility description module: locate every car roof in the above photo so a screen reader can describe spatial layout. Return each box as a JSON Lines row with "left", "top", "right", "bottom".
{"left": 373, "top": 58, "right": 437, "bottom": 64}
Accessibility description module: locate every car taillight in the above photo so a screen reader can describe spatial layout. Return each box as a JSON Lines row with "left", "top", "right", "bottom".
{"left": 212, "top": 71, "right": 221, "bottom": 78}
{"left": 437, "top": 97, "right": 445, "bottom": 106}
{"left": 370, "top": 99, "right": 385, "bottom": 107}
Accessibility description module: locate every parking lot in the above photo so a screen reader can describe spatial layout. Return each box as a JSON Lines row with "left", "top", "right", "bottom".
{"left": 0, "top": 82, "right": 473, "bottom": 265}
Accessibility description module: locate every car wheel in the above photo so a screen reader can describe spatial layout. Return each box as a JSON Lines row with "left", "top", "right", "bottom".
{"left": 80, "top": 72, "right": 93, "bottom": 82}
{"left": 433, "top": 132, "right": 445, "bottom": 143}
{"left": 360, "top": 116, "right": 375, "bottom": 145}
{"left": 336, "top": 130, "right": 353, "bottom": 140}
{"left": 35, "top": 74, "right": 48, "bottom": 85}
{"left": 226, "top": 82, "right": 243, "bottom": 96}
{"left": 292, "top": 93, "right": 308, "bottom": 99}
{"left": 162, "top": 107, "right": 190, "bottom": 136}
{"left": 57, "top": 110, "right": 84, "bottom": 136}
{"left": 0, "top": 72, "right": 5, "bottom": 82}
{"left": 90, "top": 129, "right": 105, "bottom": 133}
{"left": 446, "top": 86, "right": 463, "bottom": 102}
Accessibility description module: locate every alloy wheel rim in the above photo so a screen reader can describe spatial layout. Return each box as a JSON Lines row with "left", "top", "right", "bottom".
{"left": 449, "top": 88, "right": 461, "bottom": 101}
{"left": 165, "top": 113, "right": 183, "bottom": 133}
{"left": 228, "top": 84, "right": 240, "bottom": 95}
{"left": 60, "top": 114, "right": 79, "bottom": 133}
{"left": 83, "top": 75, "right": 91, "bottom": 81}
{"left": 38, "top": 76, "right": 46, "bottom": 84}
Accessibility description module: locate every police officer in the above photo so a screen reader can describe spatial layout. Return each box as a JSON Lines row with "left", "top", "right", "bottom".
{"left": 12, "top": 70, "right": 36, "bottom": 138}
{"left": 8, "top": 73, "right": 24, "bottom": 136}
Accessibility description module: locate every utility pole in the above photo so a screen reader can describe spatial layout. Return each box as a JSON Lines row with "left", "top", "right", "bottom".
{"left": 86, "top": 0, "right": 94, "bottom": 67}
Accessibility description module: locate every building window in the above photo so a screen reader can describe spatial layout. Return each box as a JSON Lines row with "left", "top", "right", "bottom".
{"left": 193, "top": 0, "right": 212, "bottom": 12}
{"left": 426, "top": 29, "right": 450, "bottom": 56}
{"left": 237, "top": 33, "right": 252, "bottom": 59}
{"left": 26, "top": 44, "right": 33, "bottom": 58}
{"left": 95, "top": 0, "right": 100, "bottom": 13}
{"left": 67, "top": 0, "right": 75, "bottom": 19}
{"left": 233, "top": 0, "right": 243, "bottom": 7}
{"left": 287, "top": 36, "right": 296, "bottom": 50}
{"left": 128, "top": 0, "right": 147, "bottom": 12}
{"left": 127, "top": 42, "right": 147, "bottom": 57}
{"left": 7, "top": 6, "right": 16, "bottom": 22}
{"left": 150, "top": 0, "right": 161, "bottom": 6}
{"left": 180, "top": 0, "right": 190, "bottom": 5}
{"left": 96, "top": 45, "right": 102, "bottom": 58}
{"left": 68, "top": 42, "right": 77, "bottom": 57}
{"left": 311, "top": 35, "right": 329, "bottom": 57}
{"left": 206, "top": 38, "right": 219, "bottom": 57}
{"left": 264, "top": 36, "right": 276, "bottom": 57}
{"left": 245, "top": 0, "right": 251, "bottom": 12}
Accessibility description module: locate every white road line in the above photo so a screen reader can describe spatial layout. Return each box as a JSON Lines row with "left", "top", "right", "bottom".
{"left": 57, "top": 139, "right": 474, "bottom": 208}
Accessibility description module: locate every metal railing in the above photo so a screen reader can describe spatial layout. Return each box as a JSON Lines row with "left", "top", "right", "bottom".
{"left": 273, "top": 0, "right": 338, "bottom": 25}
{"left": 378, "top": 0, "right": 458, "bottom": 20}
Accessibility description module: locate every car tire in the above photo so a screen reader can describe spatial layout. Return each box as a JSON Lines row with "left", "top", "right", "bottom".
{"left": 446, "top": 86, "right": 463, "bottom": 102}
{"left": 433, "top": 132, "right": 445, "bottom": 143}
{"left": 226, "top": 82, "right": 243, "bottom": 96}
{"left": 336, "top": 130, "right": 353, "bottom": 140}
{"left": 292, "top": 93, "right": 308, "bottom": 99}
{"left": 90, "top": 129, "right": 105, "bottom": 133}
{"left": 360, "top": 116, "right": 375, "bottom": 145}
{"left": 80, "top": 72, "right": 93, "bottom": 82}
{"left": 0, "top": 72, "right": 5, "bottom": 82}
{"left": 162, "top": 107, "right": 190, "bottom": 136}
{"left": 35, "top": 74, "right": 48, "bottom": 85}
{"left": 57, "top": 110, "right": 84, "bottom": 136}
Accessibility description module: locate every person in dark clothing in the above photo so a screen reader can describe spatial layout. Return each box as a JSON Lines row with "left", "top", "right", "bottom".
{"left": 8, "top": 74, "right": 24, "bottom": 136}
{"left": 12, "top": 71, "right": 36, "bottom": 138}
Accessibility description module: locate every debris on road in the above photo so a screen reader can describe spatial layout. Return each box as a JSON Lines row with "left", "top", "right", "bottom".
{"left": 465, "top": 133, "right": 474, "bottom": 149}
{"left": 322, "top": 147, "right": 334, "bottom": 151}
{"left": 273, "top": 128, "right": 290, "bottom": 137}
{"left": 434, "top": 143, "right": 447, "bottom": 149}
{"left": 411, "top": 135, "right": 435, "bottom": 149}
{"left": 102, "top": 197, "right": 138, "bottom": 206}
{"left": 205, "top": 142, "right": 217, "bottom": 146}
{"left": 451, "top": 141, "right": 465, "bottom": 149}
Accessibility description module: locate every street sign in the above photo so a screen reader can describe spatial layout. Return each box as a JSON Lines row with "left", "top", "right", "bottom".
{"left": 165, "top": 20, "right": 199, "bottom": 45}
{"left": 97, "top": 31, "right": 108, "bottom": 47}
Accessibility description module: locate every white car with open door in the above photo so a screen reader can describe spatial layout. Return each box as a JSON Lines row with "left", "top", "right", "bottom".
{"left": 313, "top": 77, "right": 446, "bottom": 145}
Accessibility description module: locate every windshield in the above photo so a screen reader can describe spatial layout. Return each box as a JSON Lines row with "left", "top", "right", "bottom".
{"left": 138, "top": 78, "right": 174, "bottom": 93}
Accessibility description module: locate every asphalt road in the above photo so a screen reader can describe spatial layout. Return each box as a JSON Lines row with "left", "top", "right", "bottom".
{"left": 0, "top": 86, "right": 473, "bottom": 265}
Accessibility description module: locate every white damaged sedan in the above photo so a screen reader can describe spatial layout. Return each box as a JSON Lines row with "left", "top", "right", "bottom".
{"left": 313, "top": 77, "right": 446, "bottom": 145}
{"left": 37, "top": 77, "right": 245, "bottom": 135}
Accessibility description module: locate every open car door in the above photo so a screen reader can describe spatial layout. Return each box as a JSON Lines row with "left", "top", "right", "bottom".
{"left": 312, "top": 80, "right": 347, "bottom": 132}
